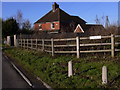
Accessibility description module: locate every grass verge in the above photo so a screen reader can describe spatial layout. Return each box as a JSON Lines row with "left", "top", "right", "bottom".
{"left": 3, "top": 47, "right": 120, "bottom": 88}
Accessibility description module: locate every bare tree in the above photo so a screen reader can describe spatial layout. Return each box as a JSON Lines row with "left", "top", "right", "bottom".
{"left": 101, "top": 15, "right": 105, "bottom": 26}
{"left": 15, "top": 10, "right": 32, "bottom": 30}
{"left": 95, "top": 15, "right": 111, "bottom": 28}
{"left": 15, "top": 10, "right": 23, "bottom": 29}
{"left": 95, "top": 15, "right": 100, "bottom": 24}
{"left": 22, "top": 19, "right": 31, "bottom": 30}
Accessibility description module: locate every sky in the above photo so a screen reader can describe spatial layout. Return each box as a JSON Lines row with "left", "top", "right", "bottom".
{"left": 118, "top": 2, "right": 120, "bottom": 26}
{"left": 2, "top": 2, "right": 118, "bottom": 26}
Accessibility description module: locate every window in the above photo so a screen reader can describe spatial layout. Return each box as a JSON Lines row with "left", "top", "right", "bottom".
{"left": 51, "top": 23, "right": 55, "bottom": 29}
{"left": 39, "top": 24, "right": 42, "bottom": 30}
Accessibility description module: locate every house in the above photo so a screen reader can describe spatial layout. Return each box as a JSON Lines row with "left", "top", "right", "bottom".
{"left": 34, "top": 2, "right": 105, "bottom": 34}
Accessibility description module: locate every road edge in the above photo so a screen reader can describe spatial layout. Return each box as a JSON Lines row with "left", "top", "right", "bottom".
{"left": 3, "top": 53, "right": 53, "bottom": 90}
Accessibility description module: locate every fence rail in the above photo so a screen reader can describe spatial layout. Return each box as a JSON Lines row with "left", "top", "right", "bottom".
{"left": 17, "top": 34, "right": 120, "bottom": 58}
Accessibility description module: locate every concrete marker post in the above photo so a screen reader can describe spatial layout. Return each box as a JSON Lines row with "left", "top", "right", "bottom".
{"left": 102, "top": 66, "right": 107, "bottom": 84}
{"left": 68, "top": 61, "right": 73, "bottom": 77}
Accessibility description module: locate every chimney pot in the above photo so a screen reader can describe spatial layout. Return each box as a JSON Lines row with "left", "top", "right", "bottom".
{"left": 52, "top": 2, "right": 59, "bottom": 12}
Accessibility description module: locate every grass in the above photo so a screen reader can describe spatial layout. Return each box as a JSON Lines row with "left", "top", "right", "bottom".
{"left": 3, "top": 47, "right": 120, "bottom": 88}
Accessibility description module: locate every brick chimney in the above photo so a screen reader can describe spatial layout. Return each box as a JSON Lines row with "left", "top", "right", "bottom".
{"left": 52, "top": 2, "right": 59, "bottom": 12}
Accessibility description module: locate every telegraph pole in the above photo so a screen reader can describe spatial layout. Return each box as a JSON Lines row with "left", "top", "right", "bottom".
{"left": 105, "top": 16, "right": 110, "bottom": 28}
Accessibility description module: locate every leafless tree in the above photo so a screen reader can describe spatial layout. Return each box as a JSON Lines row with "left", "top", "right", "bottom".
{"left": 15, "top": 10, "right": 32, "bottom": 30}
{"left": 22, "top": 19, "right": 31, "bottom": 30}
{"left": 101, "top": 15, "right": 105, "bottom": 26}
{"left": 95, "top": 15, "right": 110, "bottom": 27}
{"left": 95, "top": 15, "right": 100, "bottom": 24}
{"left": 15, "top": 10, "right": 23, "bottom": 29}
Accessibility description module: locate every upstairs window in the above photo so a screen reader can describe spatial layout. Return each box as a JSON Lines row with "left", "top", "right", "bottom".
{"left": 39, "top": 24, "right": 42, "bottom": 30}
{"left": 51, "top": 23, "right": 55, "bottom": 29}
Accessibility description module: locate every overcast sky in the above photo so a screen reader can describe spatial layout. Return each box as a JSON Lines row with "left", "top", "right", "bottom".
{"left": 2, "top": 2, "right": 118, "bottom": 26}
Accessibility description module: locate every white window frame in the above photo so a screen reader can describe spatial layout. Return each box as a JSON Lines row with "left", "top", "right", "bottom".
{"left": 74, "top": 24, "right": 84, "bottom": 33}
{"left": 51, "top": 23, "right": 55, "bottom": 29}
{"left": 39, "top": 24, "right": 42, "bottom": 30}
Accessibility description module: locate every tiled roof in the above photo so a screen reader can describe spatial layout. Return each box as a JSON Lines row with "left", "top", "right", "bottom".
{"left": 34, "top": 9, "right": 59, "bottom": 23}
{"left": 70, "top": 16, "right": 87, "bottom": 24}
{"left": 85, "top": 24, "right": 105, "bottom": 31}
{"left": 34, "top": 8, "right": 86, "bottom": 24}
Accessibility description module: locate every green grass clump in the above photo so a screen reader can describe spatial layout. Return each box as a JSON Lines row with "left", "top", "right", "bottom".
{"left": 3, "top": 47, "right": 120, "bottom": 88}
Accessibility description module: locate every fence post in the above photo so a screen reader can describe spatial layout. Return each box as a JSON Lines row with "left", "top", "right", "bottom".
{"left": 27, "top": 39, "right": 28, "bottom": 50}
{"left": 31, "top": 39, "right": 33, "bottom": 49}
{"left": 20, "top": 33, "right": 22, "bottom": 39}
{"left": 23, "top": 39, "right": 24, "bottom": 48}
{"left": 51, "top": 38, "right": 54, "bottom": 56}
{"left": 68, "top": 61, "right": 73, "bottom": 77}
{"left": 21, "top": 39, "right": 22, "bottom": 48}
{"left": 36, "top": 39, "right": 37, "bottom": 50}
{"left": 7, "top": 36, "right": 11, "bottom": 46}
{"left": 24, "top": 39, "right": 25, "bottom": 49}
{"left": 111, "top": 34, "right": 115, "bottom": 57}
{"left": 76, "top": 36, "right": 80, "bottom": 58}
{"left": 20, "top": 33, "right": 22, "bottom": 48}
{"left": 14, "top": 35, "right": 18, "bottom": 47}
{"left": 42, "top": 39, "right": 44, "bottom": 51}
{"left": 102, "top": 66, "right": 107, "bottom": 84}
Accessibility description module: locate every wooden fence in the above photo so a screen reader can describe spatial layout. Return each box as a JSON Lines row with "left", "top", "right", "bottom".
{"left": 17, "top": 34, "right": 120, "bottom": 58}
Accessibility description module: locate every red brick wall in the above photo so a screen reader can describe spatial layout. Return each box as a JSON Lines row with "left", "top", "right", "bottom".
{"left": 34, "top": 22, "right": 60, "bottom": 31}
{"left": 34, "top": 24, "right": 39, "bottom": 31}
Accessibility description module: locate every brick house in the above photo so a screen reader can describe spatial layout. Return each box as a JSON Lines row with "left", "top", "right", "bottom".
{"left": 34, "top": 2, "right": 104, "bottom": 33}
